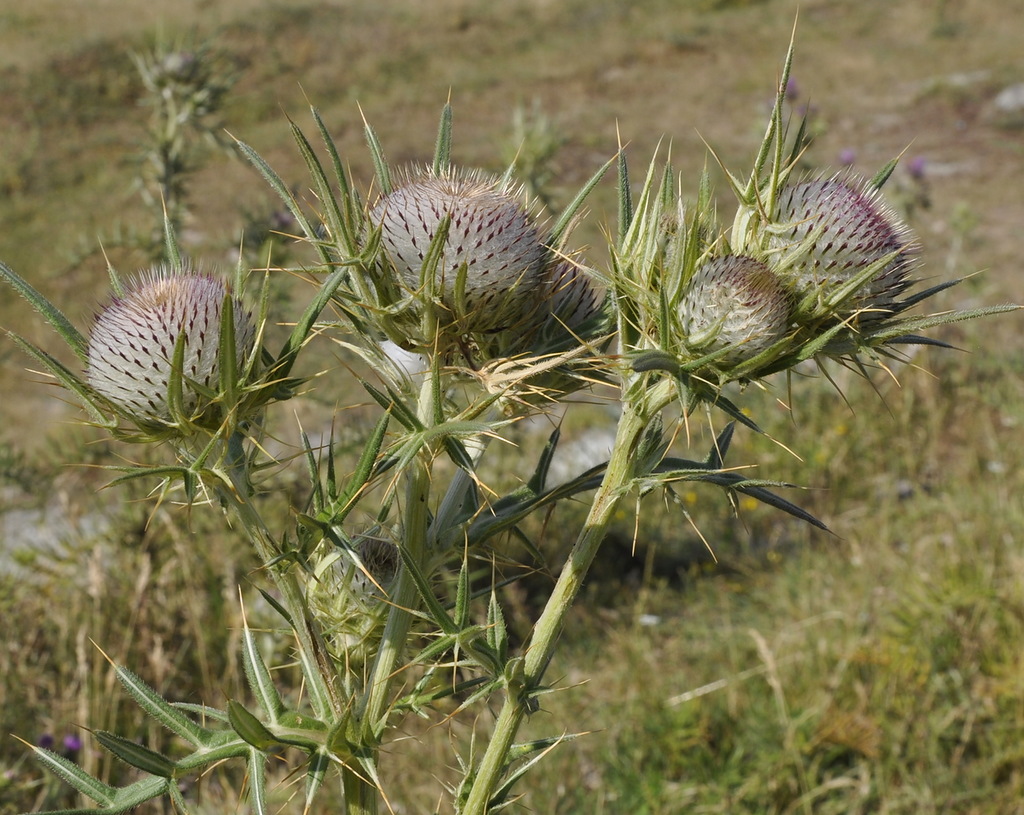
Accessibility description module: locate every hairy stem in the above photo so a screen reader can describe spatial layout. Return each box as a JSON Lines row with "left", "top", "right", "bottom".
{"left": 220, "top": 456, "right": 340, "bottom": 720}
{"left": 460, "top": 378, "right": 673, "bottom": 813}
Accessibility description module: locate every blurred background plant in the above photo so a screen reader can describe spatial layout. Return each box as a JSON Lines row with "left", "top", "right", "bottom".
{"left": 1, "top": 1, "right": 1023, "bottom": 813}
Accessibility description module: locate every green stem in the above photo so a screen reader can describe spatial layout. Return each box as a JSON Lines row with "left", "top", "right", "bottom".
{"left": 461, "top": 379, "right": 672, "bottom": 814}
{"left": 220, "top": 457, "right": 339, "bottom": 720}
{"left": 358, "top": 368, "right": 438, "bottom": 747}
{"left": 359, "top": 451, "right": 431, "bottom": 733}
{"left": 342, "top": 765, "right": 378, "bottom": 815}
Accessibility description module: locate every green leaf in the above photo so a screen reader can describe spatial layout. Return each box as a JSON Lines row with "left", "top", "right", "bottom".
{"left": 433, "top": 102, "right": 453, "bottom": 176}
{"left": 317, "top": 412, "right": 390, "bottom": 526}
{"left": 526, "top": 426, "right": 560, "bottom": 495}
{"left": 487, "top": 589, "right": 509, "bottom": 664}
{"left": 395, "top": 542, "right": 459, "bottom": 636}
{"left": 272, "top": 266, "right": 351, "bottom": 383}
{"left": 241, "top": 619, "right": 285, "bottom": 723}
{"left": 247, "top": 748, "right": 270, "bottom": 815}
{"left": 454, "top": 555, "right": 471, "bottom": 630}
{"left": 172, "top": 702, "right": 230, "bottom": 725}
{"left": 488, "top": 732, "right": 586, "bottom": 810}
{"left": 0, "top": 260, "right": 88, "bottom": 362}
{"left": 869, "top": 157, "right": 899, "bottom": 190}
{"left": 6, "top": 333, "right": 110, "bottom": 424}
{"left": 549, "top": 153, "right": 615, "bottom": 248}
{"left": 363, "top": 116, "right": 393, "bottom": 197}
{"left": 304, "top": 750, "right": 332, "bottom": 811}
{"left": 93, "top": 731, "right": 177, "bottom": 778}
{"left": 234, "top": 137, "right": 332, "bottom": 265}
{"left": 616, "top": 149, "right": 632, "bottom": 244}
{"left": 114, "top": 665, "right": 209, "bottom": 747}
{"left": 706, "top": 422, "right": 735, "bottom": 469}
{"left": 312, "top": 107, "right": 361, "bottom": 254}
{"left": 362, "top": 380, "right": 423, "bottom": 431}
{"left": 30, "top": 745, "right": 117, "bottom": 805}
{"left": 228, "top": 700, "right": 279, "bottom": 751}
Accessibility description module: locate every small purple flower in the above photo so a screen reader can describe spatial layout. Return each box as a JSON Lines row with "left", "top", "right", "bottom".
{"left": 63, "top": 734, "right": 83, "bottom": 754}
{"left": 37, "top": 733, "right": 55, "bottom": 750}
{"left": 838, "top": 149, "right": 857, "bottom": 166}
{"left": 785, "top": 77, "right": 800, "bottom": 101}
{"left": 907, "top": 156, "right": 927, "bottom": 181}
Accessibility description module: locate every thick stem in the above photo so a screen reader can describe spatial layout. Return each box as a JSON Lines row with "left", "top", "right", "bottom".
{"left": 358, "top": 370, "right": 438, "bottom": 740}
{"left": 220, "top": 465, "right": 339, "bottom": 720}
{"left": 460, "top": 381, "right": 671, "bottom": 814}
{"left": 359, "top": 452, "right": 431, "bottom": 733}
{"left": 342, "top": 765, "right": 379, "bottom": 815}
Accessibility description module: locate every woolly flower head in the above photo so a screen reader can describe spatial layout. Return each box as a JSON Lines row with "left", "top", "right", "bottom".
{"left": 679, "top": 255, "right": 791, "bottom": 368}
{"left": 771, "top": 175, "right": 917, "bottom": 315}
{"left": 86, "top": 266, "right": 254, "bottom": 425}
{"left": 370, "top": 168, "right": 550, "bottom": 339}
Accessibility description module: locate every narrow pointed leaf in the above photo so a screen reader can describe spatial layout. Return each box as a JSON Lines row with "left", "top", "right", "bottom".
{"left": 617, "top": 150, "right": 632, "bottom": 244}
{"left": 115, "top": 665, "right": 209, "bottom": 746}
{"left": 526, "top": 426, "right": 560, "bottom": 495}
{"left": 304, "top": 750, "right": 331, "bottom": 811}
{"left": 549, "top": 153, "right": 615, "bottom": 248}
{"left": 93, "top": 731, "right": 176, "bottom": 778}
{"left": 242, "top": 620, "right": 285, "bottom": 722}
{"left": 454, "top": 555, "right": 471, "bottom": 630}
{"left": 363, "top": 119, "right": 393, "bottom": 196}
{"left": 0, "top": 260, "right": 88, "bottom": 361}
{"left": 30, "top": 745, "right": 116, "bottom": 805}
{"left": 396, "top": 543, "right": 459, "bottom": 636}
{"left": 163, "top": 210, "right": 183, "bottom": 269}
{"left": 7, "top": 333, "right": 109, "bottom": 424}
{"left": 273, "top": 267, "right": 351, "bottom": 382}
{"left": 433, "top": 102, "right": 453, "bottom": 176}
{"left": 247, "top": 748, "right": 270, "bottom": 815}
{"left": 228, "top": 700, "right": 279, "bottom": 750}
{"left": 706, "top": 422, "right": 735, "bottom": 469}
{"left": 234, "top": 138, "right": 331, "bottom": 265}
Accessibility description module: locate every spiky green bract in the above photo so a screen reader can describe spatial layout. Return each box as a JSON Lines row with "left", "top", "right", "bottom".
{"left": 610, "top": 52, "right": 1017, "bottom": 425}
{"left": 768, "top": 174, "right": 917, "bottom": 317}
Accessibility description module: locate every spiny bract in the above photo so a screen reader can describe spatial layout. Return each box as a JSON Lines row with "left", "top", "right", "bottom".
{"left": 771, "top": 175, "right": 917, "bottom": 315}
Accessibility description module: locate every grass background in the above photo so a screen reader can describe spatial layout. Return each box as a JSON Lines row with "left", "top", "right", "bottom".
{"left": 2, "top": 0, "right": 1023, "bottom": 812}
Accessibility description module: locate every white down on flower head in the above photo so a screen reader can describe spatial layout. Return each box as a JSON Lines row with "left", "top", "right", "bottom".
{"left": 679, "top": 255, "right": 791, "bottom": 368}
{"left": 86, "top": 265, "right": 254, "bottom": 423}
{"left": 370, "top": 168, "right": 550, "bottom": 337}
{"left": 770, "top": 174, "right": 918, "bottom": 315}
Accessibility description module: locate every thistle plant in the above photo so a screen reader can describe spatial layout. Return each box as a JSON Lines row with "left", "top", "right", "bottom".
{"left": 1, "top": 37, "right": 1017, "bottom": 815}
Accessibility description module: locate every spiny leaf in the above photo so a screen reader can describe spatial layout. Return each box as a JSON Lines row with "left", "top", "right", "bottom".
{"left": 93, "top": 731, "right": 176, "bottom": 778}
{"left": 114, "top": 665, "right": 209, "bottom": 746}
{"left": 0, "top": 260, "right": 88, "bottom": 361}
{"left": 433, "top": 102, "right": 454, "bottom": 176}
{"left": 29, "top": 744, "right": 117, "bottom": 805}
{"left": 228, "top": 700, "right": 279, "bottom": 751}
{"left": 241, "top": 618, "right": 286, "bottom": 722}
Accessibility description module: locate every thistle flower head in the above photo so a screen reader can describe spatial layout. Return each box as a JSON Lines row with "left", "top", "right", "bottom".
{"left": 370, "top": 168, "right": 549, "bottom": 339}
{"left": 679, "top": 255, "right": 791, "bottom": 368}
{"left": 308, "top": 534, "right": 400, "bottom": 668}
{"left": 86, "top": 266, "right": 254, "bottom": 425}
{"left": 771, "top": 175, "right": 917, "bottom": 316}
